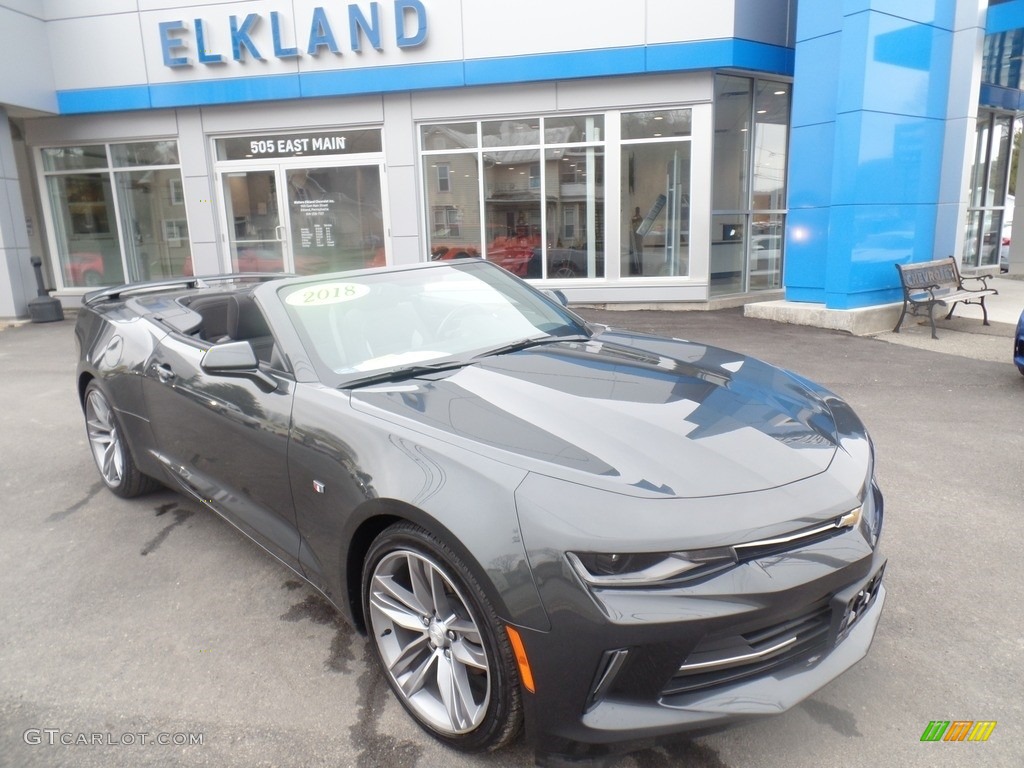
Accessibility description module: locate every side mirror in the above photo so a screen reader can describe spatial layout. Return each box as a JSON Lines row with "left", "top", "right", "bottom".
{"left": 201, "top": 341, "right": 278, "bottom": 392}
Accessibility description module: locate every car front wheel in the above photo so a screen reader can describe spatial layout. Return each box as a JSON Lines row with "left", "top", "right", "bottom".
{"left": 83, "top": 382, "right": 159, "bottom": 498}
{"left": 362, "top": 522, "right": 523, "bottom": 752}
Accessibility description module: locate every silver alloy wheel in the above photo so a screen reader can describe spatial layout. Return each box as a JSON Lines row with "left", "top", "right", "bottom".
{"left": 368, "top": 550, "right": 491, "bottom": 735}
{"left": 85, "top": 389, "right": 124, "bottom": 488}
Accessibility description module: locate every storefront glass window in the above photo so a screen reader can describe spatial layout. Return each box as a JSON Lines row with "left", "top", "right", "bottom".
{"left": 485, "top": 147, "right": 543, "bottom": 278}
{"left": 421, "top": 115, "right": 605, "bottom": 279}
{"left": 42, "top": 140, "right": 190, "bottom": 288}
{"left": 711, "top": 76, "right": 790, "bottom": 295}
{"left": 421, "top": 123, "right": 478, "bottom": 151}
{"left": 752, "top": 81, "right": 790, "bottom": 211}
{"left": 749, "top": 213, "right": 785, "bottom": 291}
{"left": 41, "top": 145, "right": 107, "bottom": 172}
{"left": 47, "top": 173, "right": 123, "bottom": 287}
{"left": 621, "top": 110, "right": 691, "bottom": 277}
{"left": 622, "top": 110, "right": 690, "bottom": 140}
{"left": 546, "top": 115, "right": 605, "bottom": 142}
{"left": 423, "top": 152, "right": 481, "bottom": 259}
{"left": 964, "top": 110, "right": 1014, "bottom": 269}
{"left": 712, "top": 77, "right": 751, "bottom": 213}
{"left": 115, "top": 168, "right": 191, "bottom": 281}
{"left": 111, "top": 141, "right": 180, "bottom": 167}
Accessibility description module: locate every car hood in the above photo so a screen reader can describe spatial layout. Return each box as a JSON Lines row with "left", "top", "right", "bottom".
{"left": 350, "top": 331, "right": 840, "bottom": 498}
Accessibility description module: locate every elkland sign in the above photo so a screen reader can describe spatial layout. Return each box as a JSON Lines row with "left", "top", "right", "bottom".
{"left": 158, "top": 1, "right": 429, "bottom": 68}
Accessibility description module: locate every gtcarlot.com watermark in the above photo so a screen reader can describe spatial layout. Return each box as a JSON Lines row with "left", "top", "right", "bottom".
{"left": 23, "top": 729, "right": 204, "bottom": 747}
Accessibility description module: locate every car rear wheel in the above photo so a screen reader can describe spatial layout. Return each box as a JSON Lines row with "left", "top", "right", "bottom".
{"left": 84, "top": 382, "right": 159, "bottom": 498}
{"left": 362, "top": 522, "right": 522, "bottom": 752}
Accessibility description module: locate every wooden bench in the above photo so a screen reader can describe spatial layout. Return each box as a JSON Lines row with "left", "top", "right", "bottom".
{"left": 893, "top": 257, "right": 998, "bottom": 339}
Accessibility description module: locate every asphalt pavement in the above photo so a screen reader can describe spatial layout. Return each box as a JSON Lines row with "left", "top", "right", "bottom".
{"left": 1, "top": 284, "right": 1022, "bottom": 768}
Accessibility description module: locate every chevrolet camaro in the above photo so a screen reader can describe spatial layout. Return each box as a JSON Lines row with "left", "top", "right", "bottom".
{"left": 75, "top": 259, "right": 886, "bottom": 763}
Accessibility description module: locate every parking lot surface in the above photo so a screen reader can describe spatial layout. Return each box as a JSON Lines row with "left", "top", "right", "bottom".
{"left": 1, "top": 301, "right": 1022, "bottom": 768}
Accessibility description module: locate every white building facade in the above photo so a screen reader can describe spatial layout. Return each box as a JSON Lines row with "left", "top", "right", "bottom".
{"left": 0, "top": 1, "right": 1020, "bottom": 319}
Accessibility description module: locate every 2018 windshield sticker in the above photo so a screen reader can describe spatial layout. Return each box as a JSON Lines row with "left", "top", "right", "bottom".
{"left": 286, "top": 282, "right": 369, "bottom": 307}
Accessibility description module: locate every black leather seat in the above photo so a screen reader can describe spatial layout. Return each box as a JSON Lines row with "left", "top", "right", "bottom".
{"left": 186, "top": 295, "right": 231, "bottom": 341}
{"left": 224, "top": 294, "right": 277, "bottom": 365}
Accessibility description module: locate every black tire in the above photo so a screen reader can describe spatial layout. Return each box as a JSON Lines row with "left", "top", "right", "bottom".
{"left": 362, "top": 522, "right": 523, "bottom": 752}
{"left": 83, "top": 382, "right": 160, "bottom": 498}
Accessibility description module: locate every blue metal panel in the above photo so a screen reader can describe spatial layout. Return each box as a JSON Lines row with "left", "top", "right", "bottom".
{"left": 464, "top": 47, "right": 647, "bottom": 86}
{"left": 791, "top": 34, "right": 839, "bottom": 128}
{"left": 148, "top": 75, "right": 302, "bottom": 108}
{"left": 787, "top": 123, "right": 836, "bottom": 209}
{"left": 55, "top": 38, "right": 795, "bottom": 114}
{"left": 987, "top": 0, "right": 1024, "bottom": 35}
{"left": 57, "top": 85, "right": 153, "bottom": 114}
{"left": 837, "top": 11, "right": 951, "bottom": 119}
{"left": 824, "top": 204, "right": 936, "bottom": 308}
{"left": 796, "top": 3, "right": 842, "bottom": 42}
{"left": 784, "top": 207, "right": 831, "bottom": 303}
{"left": 842, "top": 0, "right": 957, "bottom": 29}
{"left": 646, "top": 39, "right": 793, "bottom": 76}
{"left": 301, "top": 62, "right": 465, "bottom": 96}
{"left": 832, "top": 111, "right": 944, "bottom": 207}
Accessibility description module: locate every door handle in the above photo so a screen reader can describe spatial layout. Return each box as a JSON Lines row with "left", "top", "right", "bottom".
{"left": 153, "top": 363, "right": 176, "bottom": 383}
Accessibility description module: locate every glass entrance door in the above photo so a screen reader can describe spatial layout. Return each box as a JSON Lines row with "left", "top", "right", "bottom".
{"left": 220, "top": 163, "right": 386, "bottom": 276}
{"left": 221, "top": 169, "right": 287, "bottom": 273}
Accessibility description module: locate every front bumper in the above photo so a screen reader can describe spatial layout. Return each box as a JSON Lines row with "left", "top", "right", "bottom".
{"left": 516, "top": 539, "right": 887, "bottom": 761}
{"left": 583, "top": 577, "right": 885, "bottom": 737}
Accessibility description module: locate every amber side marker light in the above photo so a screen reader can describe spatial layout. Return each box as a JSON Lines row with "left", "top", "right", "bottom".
{"left": 505, "top": 625, "right": 536, "bottom": 693}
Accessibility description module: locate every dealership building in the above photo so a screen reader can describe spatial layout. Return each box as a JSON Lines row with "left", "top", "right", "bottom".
{"left": 1, "top": 0, "right": 1023, "bottom": 325}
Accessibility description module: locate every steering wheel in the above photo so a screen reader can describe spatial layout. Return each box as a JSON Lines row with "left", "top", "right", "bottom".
{"left": 437, "top": 304, "right": 491, "bottom": 339}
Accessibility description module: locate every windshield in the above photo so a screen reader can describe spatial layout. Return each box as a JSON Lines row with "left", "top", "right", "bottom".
{"left": 279, "top": 260, "right": 587, "bottom": 386}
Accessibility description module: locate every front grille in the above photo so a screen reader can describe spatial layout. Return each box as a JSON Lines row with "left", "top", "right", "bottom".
{"left": 661, "top": 599, "right": 832, "bottom": 696}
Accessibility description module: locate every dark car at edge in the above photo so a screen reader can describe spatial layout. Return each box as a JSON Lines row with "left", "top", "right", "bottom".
{"left": 74, "top": 259, "right": 886, "bottom": 763}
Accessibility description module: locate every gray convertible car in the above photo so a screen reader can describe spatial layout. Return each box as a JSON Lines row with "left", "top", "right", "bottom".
{"left": 76, "top": 259, "right": 886, "bottom": 763}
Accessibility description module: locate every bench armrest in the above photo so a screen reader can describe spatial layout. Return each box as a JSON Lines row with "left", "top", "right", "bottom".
{"left": 959, "top": 273, "right": 991, "bottom": 290}
{"left": 909, "top": 283, "right": 942, "bottom": 300}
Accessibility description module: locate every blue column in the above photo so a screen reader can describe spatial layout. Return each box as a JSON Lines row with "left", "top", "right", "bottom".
{"left": 786, "top": 1, "right": 958, "bottom": 309}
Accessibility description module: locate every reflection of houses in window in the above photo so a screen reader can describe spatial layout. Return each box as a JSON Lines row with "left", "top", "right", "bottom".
{"left": 162, "top": 219, "right": 187, "bottom": 247}
{"left": 432, "top": 206, "right": 460, "bottom": 237}
{"left": 563, "top": 207, "right": 577, "bottom": 240}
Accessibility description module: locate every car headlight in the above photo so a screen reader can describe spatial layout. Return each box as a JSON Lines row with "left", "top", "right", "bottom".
{"left": 568, "top": 499, "right": 876, "bottom": 589}
{"left": 566, "top": 549, "right": 736, "bottom": 587}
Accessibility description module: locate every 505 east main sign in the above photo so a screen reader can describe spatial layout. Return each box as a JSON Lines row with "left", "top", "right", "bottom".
{"left": 158, "top": 1, "right": 428, "bottom": 68}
